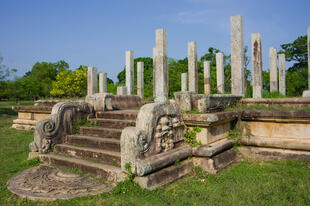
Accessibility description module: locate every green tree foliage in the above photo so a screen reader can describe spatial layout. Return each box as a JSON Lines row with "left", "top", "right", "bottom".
{"left": 50, "top": 65, "right": 88, "bottom": 97}
{"left": 280, "top": 35, "right": 307, "bottom": 96}
{"left": 24, "top": 60, "right": 69, "bottom": 97}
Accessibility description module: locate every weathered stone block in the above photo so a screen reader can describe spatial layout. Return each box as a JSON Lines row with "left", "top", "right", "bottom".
{"left": 134, "top": 159, "right": 193, "bottom": 190}
{"left": 18, "top": 112, "right": 33, "bottom": 120}
{"left": 33, "top": 113, "right": 50, "bottom": 120}
{"left": 193, "top": 149, "right": 237, "bottom": 174}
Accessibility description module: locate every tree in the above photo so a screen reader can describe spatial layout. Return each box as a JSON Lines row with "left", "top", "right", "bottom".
{"left": 50, "top": 65, "right": 87, "bottom": 97}
{"left": 25, "top": 60, "right": 69, "bottom": 97}
{"left": 279, "top": 35, "right": 307, "bottom": 96}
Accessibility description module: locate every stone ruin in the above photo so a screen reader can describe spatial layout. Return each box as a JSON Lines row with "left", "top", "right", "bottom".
{"left": 8, "top": 15, "right": 310, "bottom": 201}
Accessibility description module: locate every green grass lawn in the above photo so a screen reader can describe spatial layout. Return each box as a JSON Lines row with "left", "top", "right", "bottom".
{"left": 0, "top": 113, "right": 310, "bottom": 205}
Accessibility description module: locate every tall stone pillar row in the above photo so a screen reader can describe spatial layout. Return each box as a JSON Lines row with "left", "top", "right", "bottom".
{"left": 154, "top": 29, "right": 168, "bottom": 102}
{"left": 252, "top": 33, "right": 263, "bottom": 98}
{"left": 216, "top": 53, "right": 224, "bottom": 94}
{"left": 181, "top": 73, "right": 188, "bottom": 92}
{"left": 279, "top": 53, "right": 286, "bottom": 96}
{"left": 204, "top": 61, "right": 211, "bottom": 94}
{"left": 230, "top": 14, "right": 245, "bottom": 96}
{"left": 126, "top": 50, "right": 134, "bottom": 95}
{"left": 188, "top": 41, "right": 198, "bottom": 93}
{"left": 99, "top": 72, "right": 107, "bottom": 93}
{"left": 87, "top": 67, "right": 98, "bottom": 96}
{"left": 137, "top": 62, "right": 144, "bottom": 99}
{"left": 269, "top": 47, "right": 278, "bottom": 92}
{"left": 153, "top": 47, "right": 157, "bottom": 98}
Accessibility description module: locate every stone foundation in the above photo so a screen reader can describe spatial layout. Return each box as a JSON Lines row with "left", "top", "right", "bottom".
{"left": 12, "top": 106, "right": 52, "bottom": 130}
{"left": 241, "top": 98, "right": 310, "bottom": 108}
{"left": 174, "top": 92, "right": 242, "bottom": 113}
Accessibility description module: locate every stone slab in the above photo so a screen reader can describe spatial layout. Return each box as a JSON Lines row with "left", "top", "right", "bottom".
{"left": 18, "top": 112, "right": 33, "bottom": 120}
{"left": 193, "top": 148, "right": 237, "bottom": 174}
{"left": 241, "top": 98, "right": 310, "bottom": 108}
{"left": 241, "top": 110, "right": 310, "bottom": 121}
{"left": 136, "top": 145, "right": 192, "bottom": 176}
{"left": 174, "top": 92, "right": 242, "bottom": 113}
{"left": 182, "top": 111, "right": 240, "bottom": 126}
{"left": 192, "top": 139, "right": 236, "bottom": 157}
{"left": 7, "top": 165, "right": 114, "bottom": 201}
{"left": 33, "top": 113, "right": 50, "bottom": 120}
{"left": 134, "top": 159, "right": 193, "bottom": 190}
{"left": 239, "top": 146, "right": 310, "bottom": 162}
{"left": 241, "top": 137, "right": 310, "bottom": 151}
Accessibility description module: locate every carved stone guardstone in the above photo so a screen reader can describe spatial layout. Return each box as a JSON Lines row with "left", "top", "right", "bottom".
{"left": 120, "top": 100, "right": 190, "bottom": 177}
{"left": 29, "top": 101, "right": 95, "bottom": 155}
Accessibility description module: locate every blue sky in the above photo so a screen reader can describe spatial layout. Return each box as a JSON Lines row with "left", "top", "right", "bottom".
{"left": 1, "top": 0, "right": 309, "bottom": 82}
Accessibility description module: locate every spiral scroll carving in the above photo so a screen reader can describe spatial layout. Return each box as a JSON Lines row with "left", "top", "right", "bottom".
{"left": 29, "top": 101, "right": 95, "bottom": 153}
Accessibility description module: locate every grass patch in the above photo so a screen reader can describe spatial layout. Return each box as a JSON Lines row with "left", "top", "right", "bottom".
{"left": 0, "top": 116, "right": 310, "bottom": 205}
{"left": 0, "top": 100, "right": 34, "bottom": 116}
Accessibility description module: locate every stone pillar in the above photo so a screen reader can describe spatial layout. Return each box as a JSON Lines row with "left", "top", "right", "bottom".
{"left": 252, "top": 33, "right": 263, "bottom": 98}
{"left": 188, "top": 41, "right": 198, "bottom": 93}
{"left": 117, "top": 86, "right": 127, "bottom": 95}
{"left": 181, "top": 73, "right": 188, "bottom": 92}
{"left": 154, "top": 29, "right": 168, "bottom": 102}
{"left": 126, "top": 50, "right": 134, "bottom": 95}
{"left": 137, "top": 62, "right": 144, "bottom": 98}
{"left": 204, "top": 61, "right": 211, "bottom": 94}
{"left": 99, "top": 72, "right": 107, "bottom": 93}
{"left": 87, "top": 67, "right": 97, "bottom": 96}
{"left": 230, "top": 14, "right": 245, "bottom": 96}
{"left": 279, "top": 53, "right": 286, "bottom": 96}
{"left": 269, "top": 47, "right": 278, "bottom": 92}
{"left": 308, "top": 26, "right": 310, "bottom": 89}
{"left": 216, "top": 53, "right": 224, "bottom": 94}
{"left": 153, "top": 47, "right": 157, "bottom": 98}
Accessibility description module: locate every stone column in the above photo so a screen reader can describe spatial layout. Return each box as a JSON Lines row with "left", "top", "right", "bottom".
{"left": 230, "top": 14, "right": 245, "bottom": 96}
{"left": 117, "top": 86, "right": 127, "bottom": 95}
{"left": 181, "top": 73, "right": 188, "bottom": 92}
{"left": 279, "top": 53, "right": 286, "bottom": 96}
{"left": 126, "top": 50, "right": 134, "bottom": 95}
{"left": 216, "top": 53, "right": 224, "bottom": 94}
{"left": 137, "top": 62, "right": 144, "bottom": 98}
{"left": 204, "top": 61, "right": 211, "bottom": 94}
{"left": 308, "top": 26, "right": 310, "bottom": 89}
{"left": 269, "top": 47, "right": 278, "bottom": 92}
{"left": 154, "top": 29, "right": 168, "bottom": 102}
{"left": 153, "top": 47, "right": 157, "bottom": 98}
{"left": 252, "top": 33, "right": 263, "bottom": 98}
{"left": 188, "top": 41, "right": 198, "bottom": 93}
{"left": 87, "top": 67, "right": 97, "bottom": 96}
{"left": 99, "top": 72, "right": 107, "bottom": 93}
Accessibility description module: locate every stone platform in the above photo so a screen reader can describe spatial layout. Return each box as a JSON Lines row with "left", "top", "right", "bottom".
{"left": 7, "top": 165, "right": 114, "bottom": 201}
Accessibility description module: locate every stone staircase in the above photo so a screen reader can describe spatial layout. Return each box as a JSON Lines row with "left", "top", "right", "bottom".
{"left": 40, "top": 109, "right": 139, "bottom": 182}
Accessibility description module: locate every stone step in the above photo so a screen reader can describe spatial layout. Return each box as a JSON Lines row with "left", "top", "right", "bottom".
{"left": 54, "top": 144, "right": 121, "bottom": 166}
{"left": 79, "top": 127, "right": 122, "bottom": 139}
{"left": 134, "top": 159, "right": 193, "bottom": 190}
{"left": 96, "top": 110, "right": 138, "bottom": 121}
{"left": 90, "top": 118, "right": 135, "bottom": 129}
{"left": 65, "top": 135, "right": 120, "bottom": 152}
{"left": 39, "top": 154, "right": 125, "bottom": 182}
